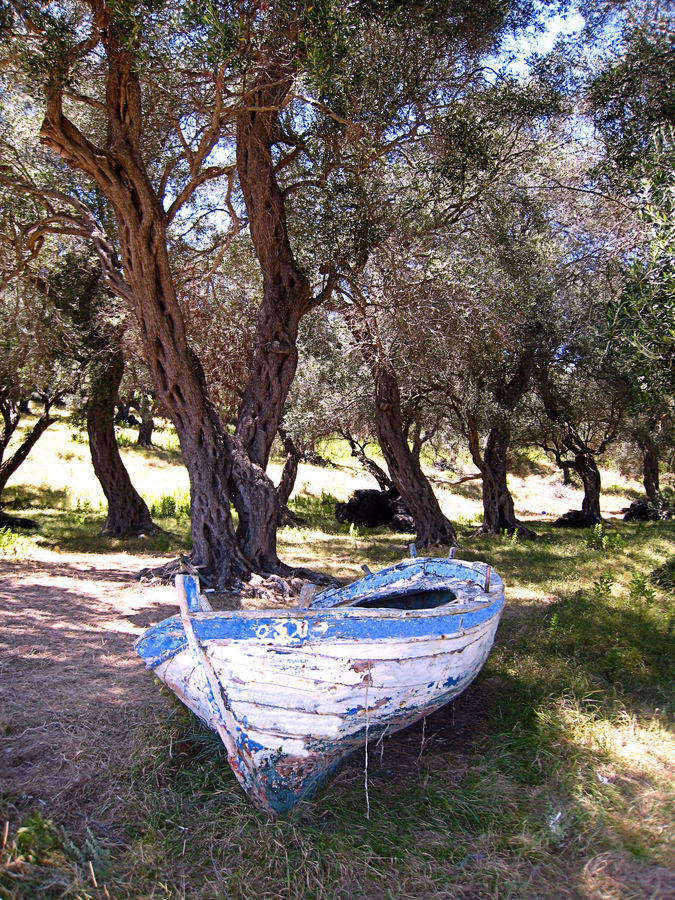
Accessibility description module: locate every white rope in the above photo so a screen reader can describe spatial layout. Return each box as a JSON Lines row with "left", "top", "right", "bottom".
{"left": 418, "top": 716, "right": 426, "bottom": 764}
{"left": 364, "top": 674, "right": 371, "bottom": 820}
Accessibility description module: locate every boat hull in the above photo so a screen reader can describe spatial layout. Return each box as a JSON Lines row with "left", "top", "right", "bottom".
{"left": 135, "top": 558, "right": 504, "bottom": 813}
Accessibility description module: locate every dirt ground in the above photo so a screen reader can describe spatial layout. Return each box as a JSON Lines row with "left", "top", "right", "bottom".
{"left": 0, "top": 550, "right": 178, "bottom": 830}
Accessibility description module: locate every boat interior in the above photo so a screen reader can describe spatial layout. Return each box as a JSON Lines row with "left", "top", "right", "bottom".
{"left": 349, "top": 588, "right": 457, "bottom": 610}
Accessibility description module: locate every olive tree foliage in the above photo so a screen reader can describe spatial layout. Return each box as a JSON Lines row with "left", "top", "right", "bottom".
{"left": 0, "top": 87, "right": 156, "bottom": 534}
{"left": 0, "top": 224, "right": 77, "bottom": 513}
{"left": 408, "top": 180, "right": 573, "bottom": 537}
{"left": 0, "top": 102, "right": 86, "bottom": 514}
{"left": 585, "top": 3, "right": 675, "bottom": 501}
{"left": 601, "top": 133, "right": 675, "bottom": 503}
{"left": 1, "top": 0, "right": 564, "bottom": 582}
{"left": 331, "top": 51, "right": 574, "bottom": 544}
{"left": 585, "top": 0, "right": 675, "bottom": 189}
{"left": 280, "top": 309, "right": 386, "bottom": 495}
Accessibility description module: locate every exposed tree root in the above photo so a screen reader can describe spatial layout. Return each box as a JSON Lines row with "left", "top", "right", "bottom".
{"left": 136, "top": 554, "right": 341, "bottom": 607}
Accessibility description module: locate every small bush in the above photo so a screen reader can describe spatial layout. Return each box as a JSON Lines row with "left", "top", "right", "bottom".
{"left": 0, "top": 526, "right": 28, "bottom": 557}
{"left": 290, "top": 490, "right": 339, "bottom": 522}
{"left": 15, "top": 813, "right": 60, "bottom": 863}
{"left": 629, "top": 572, "right": 655, "bottom": 603}
{"left": 584, "top": 523, "right": 626, "bottom": 552}
{"left": 149, "top": 490, "right": 191, "bottom": 521}
{"left": 593, "top": 568, "right": 615, "bottom": 599}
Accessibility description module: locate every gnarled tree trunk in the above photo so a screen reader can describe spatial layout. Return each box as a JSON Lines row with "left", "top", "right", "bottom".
{"left": 576, "top": 452, "right": 603, "bottom": 525}
{"left": 137, "top": 393, "right": 154, "bottom": 447}
{"left": 343, "top": 430, "right": 394, "bottom": 491}
{"left": 232, "top": 67, "right": 316, "bottom": 564}
{"left": 468, "top": 421, "right": 534, "bottom": 537}
{"left": 638, "top": 434, "right": 660, "bottom": 503}
{"left": 40, "top": 25, "right": 257, "bottom": 586}
{"left": 0, "top": 396, "right": 55, "bottom": 500}
{"left": 372, "top": 365, "right": 457, "bottom": 546}
{"left": 343, "top": 310, "right": 457, "bottom": 546}
{"left": 277, "top": 426, "right": 301, "bottom": 510}
{"left": 86, "top": 350, "right": 155, "bottom": 536}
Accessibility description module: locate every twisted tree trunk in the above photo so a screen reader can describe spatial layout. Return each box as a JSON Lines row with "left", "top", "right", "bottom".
{"left": 343, "top": 431, "right": 394, "bottom": 491}
{"left": 137, "top": 394, "right": 154, "bottom": 447}
{"left": 86, "top": 350, "right": 155, "bottom": 536}
{"left": 638, "top": 434, "right": 661, "bottom": 503}
{"left": 277, "top": 427, "right": 302, "bottom": 510}
{"left": 468, "top": 421, "right": 534, "bottom": 537}
{"left": 0, "top": 396, "right": 55, "bottom": 500}
{"left": 576, "top": 451, "right": 603, "bottom": 525}
{"left": 374, "top": 367, "right": 457, "bottom": 546}
{"left": 343, "top": 309, "right": 457, "bottom": 546}
{"left": 40, "top": 23, "right": 255, "bottom": 586}
{"left": 232, "top": 67, "right": 318, "bottom": 564}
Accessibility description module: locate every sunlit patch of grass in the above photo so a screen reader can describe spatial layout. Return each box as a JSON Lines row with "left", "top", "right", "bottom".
{"left": 115, "top": 425, "right": 184, "bottom": 465}
{"left": 7, "top": 508, "right": 191, "bottom": 556}
{"left": 0, "top": 526, "right": 30, "bottom": 559}
{"left": 288, "top": 489, "right": 344, "bottom": 532}
{"left": 2, "top": 484, "right": 71, "bottom": 510}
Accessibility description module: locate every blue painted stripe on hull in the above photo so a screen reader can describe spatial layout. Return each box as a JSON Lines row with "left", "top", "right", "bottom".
{"left": 135, "top": 595, "right": 504, "bottom": 670}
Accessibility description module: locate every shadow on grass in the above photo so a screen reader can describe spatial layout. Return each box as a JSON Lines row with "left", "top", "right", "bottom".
{"left": 117, "top": 439, "right": 185, "bottom": 467}
{"left": 484, "top": 587, "right": 675, "bottom": 785}
{"left": 4, "top": 519, "right": 673, "bottom": 899}
{"left": 2, "top": 485, "right": 70, "bottom": 510}
{"left": 7, "top": 508, "right": 191, "bottom": 556}
{"left": 444, "top": 480, "right": 483, "bottom": 501}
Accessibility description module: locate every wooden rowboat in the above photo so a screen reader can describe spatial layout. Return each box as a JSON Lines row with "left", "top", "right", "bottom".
{"left": 134, "top": 552, "right": 504, "bottom": 814}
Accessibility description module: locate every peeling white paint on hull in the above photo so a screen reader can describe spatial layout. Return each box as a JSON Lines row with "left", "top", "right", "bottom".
{"left": 135, "top": 558, "right": 505, "bottom": 814}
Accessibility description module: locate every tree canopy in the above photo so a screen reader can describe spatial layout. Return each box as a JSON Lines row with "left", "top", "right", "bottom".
{"left": 0, "top": 0, "right": 672, "bottom": 577}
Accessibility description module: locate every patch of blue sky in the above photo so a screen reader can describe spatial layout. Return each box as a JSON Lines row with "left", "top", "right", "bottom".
{"left": 486, "top": 7, "right": 586, "bottom": 79}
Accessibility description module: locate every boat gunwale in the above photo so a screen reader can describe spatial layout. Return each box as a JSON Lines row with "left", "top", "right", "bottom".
{"left": 134, "top": 558, "right": 504, "bottom": 672}
{"left": 136, "top": 594, "right": 504, "bottom": 671}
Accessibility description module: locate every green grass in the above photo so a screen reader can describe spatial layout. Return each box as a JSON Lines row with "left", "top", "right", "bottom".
{"left": 2, "top": 419, "right": 673, "bottom": 898}
{"left": 4, "top": 520, "right": 672, "bottom": 898}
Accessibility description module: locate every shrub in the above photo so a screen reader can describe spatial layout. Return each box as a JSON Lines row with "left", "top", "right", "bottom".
{"left": 149, "top": 490, "right": 191, "bottom": 521}
{"left": 629, "top": 572, "right": 655, "bottom": 603}
{"left": 584, "top": 523, "right": 626, "bottom": 552}
{"left": 593, "top": 568, "right": 615, "bottom": 599}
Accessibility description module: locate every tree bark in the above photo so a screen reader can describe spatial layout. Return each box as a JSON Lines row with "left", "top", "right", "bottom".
{"left": 343, "top": 431, "right": 394, "bottom": 491}
{"left": 576, "top": 452, "right": 603, "bottom": 525}
{"left": 476, "top": 424, "right": 516, "bottom": 532}
{"left": 638, "top": 434, "right": 660, "bottom": 502}
{"left": 0, "top": 398, "right": 55, "bottom": 500}
{"left": 137, "top": 393, "right": 154, "bottom": 447}
{"left": 468, "top": 422, "right": 534, "bottom": 537}
{"left": 86, "top": 350, "right": 155, "bottom": 536}
{"left": 277, "top": 427, "right": 301, "bottom": 510}
{"left": 40, "top": 22, "right": 256, "bottom": 586}
{"left": 343, "top": 309, "right": 457, "bottom": 546}
{"left": 231, "top": 67, "right": 317, "bottom": 563}
{"left": 372, "top": 364, "right": 457, "bottom": 545}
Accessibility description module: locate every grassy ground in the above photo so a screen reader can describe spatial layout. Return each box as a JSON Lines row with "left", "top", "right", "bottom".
{"left": 1, "top": 414, "right": 674, "bottom": 899}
